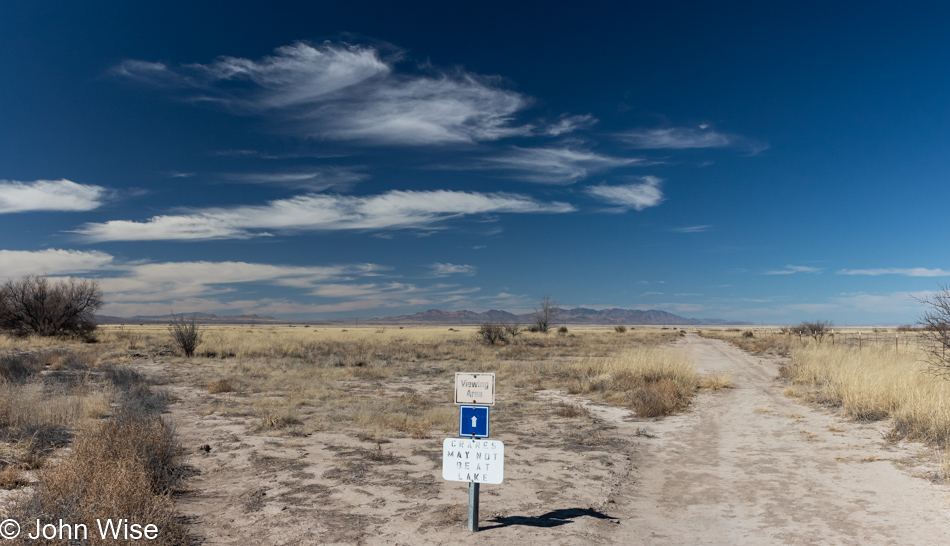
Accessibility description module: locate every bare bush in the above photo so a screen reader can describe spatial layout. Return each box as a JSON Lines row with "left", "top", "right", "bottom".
{"left": 0, "top": 275, "right": 102, "bottom": 339}
{"left": 614, "top": 325, "right": 627, "bottom": 333}
{"left": 914, "top": 285, "right": 950, "bottom": 376}
{"left": 475, "top": 323, "right": 507, "bottom": 346}
{"left": 169, "top": 314, "right": 202, "bottom": 357}
{"left": 502, "top": 321, "right": 524, "bottom": 339}
{"left": 798, "top": 320, "right": 832, "bottom": 344}
{"left": 533, "top": 295, "right": 560, "bottom": 333}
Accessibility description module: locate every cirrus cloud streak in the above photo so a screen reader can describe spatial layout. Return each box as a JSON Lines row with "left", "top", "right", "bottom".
{"left": 74, "top": 190, "right": 575, "bottom": 241}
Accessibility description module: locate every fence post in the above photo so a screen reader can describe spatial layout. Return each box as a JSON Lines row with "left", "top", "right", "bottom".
{"left": 858, "top": 331, "right": 861, "bottom": 352}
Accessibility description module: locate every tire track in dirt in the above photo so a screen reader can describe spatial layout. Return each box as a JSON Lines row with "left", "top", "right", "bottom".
{"left": 598, "top": 334, "right": 950, "bottom": 545}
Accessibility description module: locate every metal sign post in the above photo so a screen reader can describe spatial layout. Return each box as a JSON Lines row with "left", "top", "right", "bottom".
{"left": 468, "top": 482, "right": 480, "bottom": 531}
{"left": 444, "top": 368, "right": 502, "bottom": 533}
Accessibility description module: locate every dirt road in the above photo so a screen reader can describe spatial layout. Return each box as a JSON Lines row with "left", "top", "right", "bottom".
{"left": 605, "top": 334, "right": 950, "bottom": 544}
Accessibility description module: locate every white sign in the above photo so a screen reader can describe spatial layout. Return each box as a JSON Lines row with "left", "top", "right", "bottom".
{"left": 442, "top": 438, "right": 504, "bottom": 484}
{"left": 454, "top": 373, "right": 495, "bottom": 405}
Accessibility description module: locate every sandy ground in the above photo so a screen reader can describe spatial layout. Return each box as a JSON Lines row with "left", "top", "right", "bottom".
{"left": 158, "top": 334, "right": 950, "bottom": 545}
{"left": 611, "top": 334, "right": 950, "bottom": 545}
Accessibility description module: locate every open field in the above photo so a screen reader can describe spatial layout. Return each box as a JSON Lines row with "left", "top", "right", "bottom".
{"left": 2, "top": 325, "right": 950, "bottom": 544}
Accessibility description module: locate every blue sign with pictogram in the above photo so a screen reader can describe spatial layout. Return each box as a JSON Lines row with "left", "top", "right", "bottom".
{"left": 459, "top": 405, "right": 490, "bottom": 438}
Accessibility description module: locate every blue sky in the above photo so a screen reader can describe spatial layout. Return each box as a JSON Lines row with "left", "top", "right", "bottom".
{"left": 1, "top": 1, "right": 948, "bottom": 324}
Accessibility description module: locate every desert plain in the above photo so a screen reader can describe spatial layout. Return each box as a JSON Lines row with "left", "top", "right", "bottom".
{"left": 2, "top": 324, "right": 950, "bottom": 545}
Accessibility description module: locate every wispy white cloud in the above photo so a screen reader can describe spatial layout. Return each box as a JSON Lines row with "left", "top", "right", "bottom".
{"left": 837, "top": 267, "right": 950, "bottom": 277}
{"left": 0, "top": 179, "right": 107, "bottom": 213}
{"left": 430, "top": 263, "right": 477, "bottom": 277}
{"left": 618, "top": 126, "right": 767, "bottom": 154}
{"left": 74, "top": 190, "right": 574, "bottom": 241}
{"left": 482, "top": 145, "right": 641, "bottom": 184}
{"left": 114, "top": 41, "right": 542, "bottom": 146}
{"left": 672, "top": 225, "right": 711, "bottom": 233}
{"left": 765, "top": 265, "right": 824, "bottom": 275}
{"left": 586, "top": 176, "right": 664, "bottom": 211}
{"left": 541, "top": 114, "right": 597, "bottom": 136}
{"left": 0, "top": 249, "right": 114, "bottom": 278}
{"left": 223, "top": 167, "right": 368, "bottom": 190}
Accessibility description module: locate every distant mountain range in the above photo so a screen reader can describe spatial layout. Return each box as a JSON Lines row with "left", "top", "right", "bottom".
{"left": 95, "top": 313, "right": 279, "bottom": 325}
{"left": 372, "top": 308, "right": 750, "bottom": 326}
{"left": 96, "top": 308, "right": 750, "bottom": 326}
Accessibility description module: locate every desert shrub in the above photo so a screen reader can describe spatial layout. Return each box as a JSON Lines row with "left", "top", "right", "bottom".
{"left": 502, "top": 322, "right": 524, "bottom": 339}
{"left": 169, "top": 314, "right": 202, "bottom": 357}
{"left": 0, "top": 466, "right": 27, "bottom": 489}
{"left": 103, "top": 365, "right": 170, "bottom": 416}
{"left": 475, "top": 323, "right": 507, "bottom": 345}
{"left": 0, "top": 275, "right": 102, "bottom": 339}
{"left": 10, "top": 412, "right": 186, "bottom": 545}
{"left": 614, "top": 325, "right": 627, "bottom": 333}
{"left": 798, "top": 320, "right": 833, "bottom": 344}
{"left": 207, "top": 378, "right": 235, "bottom": 393}
{"left": 568, "top": 347, "right": 697, "bottom": 417}
{"left": 554, "top": 402, "right": 589, "bottom": 418}
{"left": 914, "top": 285, "right": 950, "bottom": 376}
{"left": 742, "top": 330, "right": 754, "bottom": 338}
{"left": 557, "top": 326, "right": 569, "bottom": 334}
{"left": 0, "top": 354, "right": 41, "bottom": 382}
{"left": 630, "top": 378, "right": 693, "bottom": 417}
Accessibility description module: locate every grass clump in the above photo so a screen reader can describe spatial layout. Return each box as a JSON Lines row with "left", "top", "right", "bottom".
{"left": 207, "top": 378, "right": 235, "bottom": 393}
{"left": 554, "top": 402, "right": 590, "bottom": 418}
{"left": 700, "top": 374, "right": 733, "bottom": 390}
{"left": 0, "top": 465, "right": 26, "bottom": 489}
{"left": 567, "top": 347, "right": 697, "bottom": 417}
{"left": 9, "top": 412, "right": 186, "bottom": 545}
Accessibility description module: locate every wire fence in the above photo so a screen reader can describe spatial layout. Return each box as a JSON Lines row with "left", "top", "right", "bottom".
{"left": 738, "top": 328, "right": 937, "bottom": 354}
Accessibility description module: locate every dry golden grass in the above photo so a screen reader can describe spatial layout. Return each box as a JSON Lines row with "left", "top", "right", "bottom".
{"left": 699, "top": 328, "right": 793, "bottom": 355}
{"left": 0, "top": 466, "right": 26, "bottom": 489}
{"left": 9, "top": 413, "right": 186, "bottom": 545}
{"left": 554, "top": 401, "right": 590, "bottom": 418}
{"left": 167, "top": 326, "right": 690, "bottom": 438}
{"left": 560, "top": 346, "right": 698, "bottom": 417}
{"left": 780, "top": 343, "right": 950, "bottom": 444}
{"left": 700, "top": 374, "right": 733, "bottom": 390}
{"left": 207, "top": 378, "right": 235, "bottom": 393}
{"left": 0, "top": 336, "right": 187, "bottom": 544}
{"left": 100, "top": 324, "right": 682, "bottom": 363}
